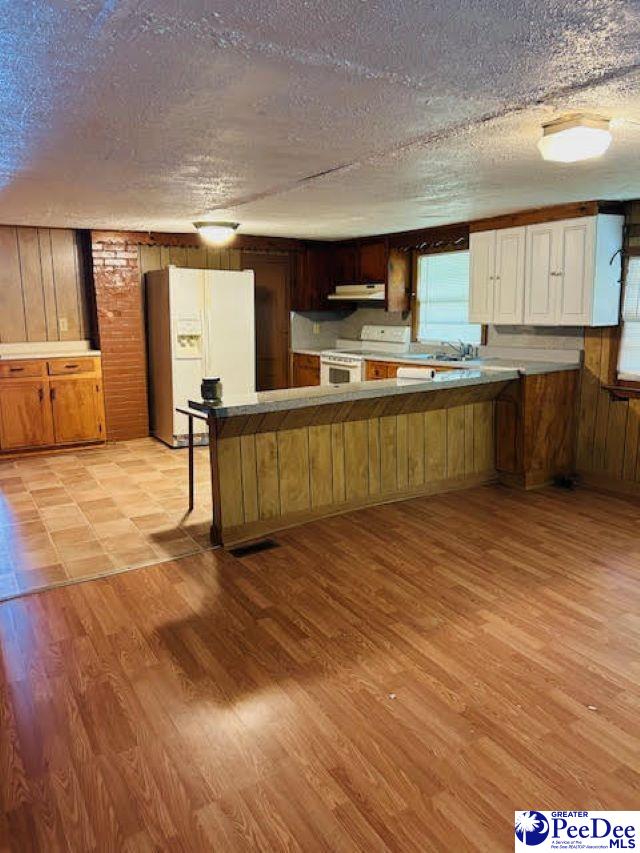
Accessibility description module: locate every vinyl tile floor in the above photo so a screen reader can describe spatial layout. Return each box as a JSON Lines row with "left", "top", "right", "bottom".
{"left": 0, "top": 438, "right": 213, "bottom": 600}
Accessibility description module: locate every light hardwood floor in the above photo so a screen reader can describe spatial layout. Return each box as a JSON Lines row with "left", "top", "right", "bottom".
{"left": 1, "top": 484, "right": 639, "bottom": 851}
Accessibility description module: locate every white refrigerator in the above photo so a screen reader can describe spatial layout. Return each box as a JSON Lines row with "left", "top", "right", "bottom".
{"left": 146, "top": 266, "right": 255, "bottom": 447}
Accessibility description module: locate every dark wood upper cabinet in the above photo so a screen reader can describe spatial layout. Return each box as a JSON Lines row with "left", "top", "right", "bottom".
{"left": 291, "top": 246, "right": 333, "bottom": 312}
{"left": 332, "top": 244, "right": 359, "bottom": 284}
{"left": 359, "top": 241, "right": 388, "bottom": 283}
{"left": 290, "top": 239, "right": 411, "bottom": 314}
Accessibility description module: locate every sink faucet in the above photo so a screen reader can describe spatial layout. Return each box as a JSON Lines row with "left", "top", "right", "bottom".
{"left": 440, "top": 340, "right": 473, "bottom": 359}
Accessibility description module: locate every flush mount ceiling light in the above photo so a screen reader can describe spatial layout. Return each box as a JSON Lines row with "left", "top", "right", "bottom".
{"left": 537, "top": 115, "right": 612, "bottom": 163}
{"left": 194, "top": 221, "right": 239, "bottom": 245}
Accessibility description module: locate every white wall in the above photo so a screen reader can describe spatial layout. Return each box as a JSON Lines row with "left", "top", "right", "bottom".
{"left": 291, "top": 309, "right": 585, "bottom": 354}
{"left": 486, "top": 324, "right": 584, "bottom": 351}
{"left": 291, "top": 307, "right": 409, "bottom": 349}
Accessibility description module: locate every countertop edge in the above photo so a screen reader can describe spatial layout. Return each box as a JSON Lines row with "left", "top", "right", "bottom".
{"left": 191, "top": 370, "right": 519, "bottom": 419}
{"left": 0, "top": 350, "right": 102, "bottom": 360}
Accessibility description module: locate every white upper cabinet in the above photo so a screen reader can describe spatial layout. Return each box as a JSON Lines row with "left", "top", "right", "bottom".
{"left": 469, "top": 230, "right": 495, "bottom": 323}
{"left": 470, "top": 213, "right": 623, "bottom": 327}
{"left": 556, "top": 218, "right": 594, "bottom": 325}
{"left": 494, "top": 226, "right": 526, "bottom": 324}
{"left": 524, "top": 222, "right": 557, "bottom": 324}
{"left": 470, "top": 226, "right": 526, "bottom": 325}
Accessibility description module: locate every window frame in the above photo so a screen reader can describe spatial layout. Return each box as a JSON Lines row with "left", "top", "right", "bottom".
{"left": 410, "top": 248, "right": 487, "bottom": 346}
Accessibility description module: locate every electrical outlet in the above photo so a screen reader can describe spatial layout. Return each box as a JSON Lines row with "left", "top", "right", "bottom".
{"left": 59, "top": 316, "right": 68, "bottom": 333}
{"left": 313, "top": 322, "right": 320, "bottom": 335}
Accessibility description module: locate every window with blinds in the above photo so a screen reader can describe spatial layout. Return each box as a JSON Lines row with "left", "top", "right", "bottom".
{"left": 618, "top": 257, "right": 640, "bottom": 380}
{"left": 416, "top": 251, "right": 481, "bottom": 345}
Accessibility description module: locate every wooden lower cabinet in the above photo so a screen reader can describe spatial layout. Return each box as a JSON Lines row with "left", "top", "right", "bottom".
{"left": 0, "top": 357, "right": 105, "bottom": 455}
{"left": 495, "top": 369, "right": 578, "bottom": 487}
{"left": 291, "top": 353, "right": 321, "bottom": 387}
{"left": 0, "top": 380, "right": 54, "bottom": 449}
{"left": 50, "top": 378, "right": 104, "bottom": 444}
{"left": 364, "top": 360, "right": 459, "bottom": 380}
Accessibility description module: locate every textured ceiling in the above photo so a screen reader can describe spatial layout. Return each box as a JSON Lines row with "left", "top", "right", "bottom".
{"left": 1, "top": 0, "right": 640, "bottom": 238}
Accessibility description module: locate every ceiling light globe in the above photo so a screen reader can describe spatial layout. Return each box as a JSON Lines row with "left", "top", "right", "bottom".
{"left": 193, "top": 221, "right": 239, "bottom": 245}
{"left": 538, "top": 117, "right": 612, "bottom": 163}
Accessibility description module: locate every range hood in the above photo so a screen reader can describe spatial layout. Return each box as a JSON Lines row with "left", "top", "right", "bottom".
{"left": 327, "top": 283, "right": 385, "bottom": 302}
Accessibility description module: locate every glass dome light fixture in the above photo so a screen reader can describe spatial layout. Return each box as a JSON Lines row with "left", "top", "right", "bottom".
{"left": 193, "top": 221, "right": 239, "bottom": 245}
{"left": 537, "top": 115, "right": 612, "bottom": 163}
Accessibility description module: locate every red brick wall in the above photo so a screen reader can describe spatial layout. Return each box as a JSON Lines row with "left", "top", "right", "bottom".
{"left": 91, "top": 233, "right": 149, "bottom": 441}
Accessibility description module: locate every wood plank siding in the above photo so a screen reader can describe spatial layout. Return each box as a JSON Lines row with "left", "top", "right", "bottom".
{"left": 0, "top": 226, "right": 89, "bottom": 343}
{"left": 217, "top": 400, "right": 496, "bottom": 543}
{"left": 576, "top": 203, "right": 640, "bottom": 492}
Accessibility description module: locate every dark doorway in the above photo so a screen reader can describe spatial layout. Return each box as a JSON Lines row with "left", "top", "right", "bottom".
{"left": 242, "top": 252, "right": 290, "bottom": 391}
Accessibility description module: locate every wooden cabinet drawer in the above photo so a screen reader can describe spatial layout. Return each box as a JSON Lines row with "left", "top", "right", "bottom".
{"left": 365, "top": 361, "right": 389, "bottom": 380}
{"left": 0, "top": 360, "right": 45, "bottom": 379}
{"left": 48, "top": 358, "right": 95, "bottom": 375}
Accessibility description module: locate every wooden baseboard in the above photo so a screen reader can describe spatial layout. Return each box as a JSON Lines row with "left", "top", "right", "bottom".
{"left": 0, "top": 440, "right": 107, "bottom": 461}
{"left": 222, "top": 470, "right": 497, "bottom": 546}
{"left": 578, "top": 470, "right": 640, "bottom": 497}
{"left": 497, "top": 470, "right": 560, "bottom": 490}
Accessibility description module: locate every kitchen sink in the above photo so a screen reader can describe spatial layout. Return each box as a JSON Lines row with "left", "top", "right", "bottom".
{"left": 399, "top": 353, "right": 470, "bottom": 362}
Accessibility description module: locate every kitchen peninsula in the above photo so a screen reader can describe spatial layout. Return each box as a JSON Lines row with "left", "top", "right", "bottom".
{"left": 192, "top": 365, "right": 578, "bottom": 546}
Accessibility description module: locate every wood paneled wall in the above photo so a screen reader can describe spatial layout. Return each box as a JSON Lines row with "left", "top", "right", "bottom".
{"left": 576, "top": 328, "right": 640, "bottom": 487}
{"left": 216, "top": 401, "right": 495, "bottom": 542}
{"left": 138, "top": 244, "right": 242, "bottom": 279}
{"left": 576, "top": 203, "right": 640, "bottom": 490}
{"left": 0, "top": 226, "right": 89, "bottom": 343}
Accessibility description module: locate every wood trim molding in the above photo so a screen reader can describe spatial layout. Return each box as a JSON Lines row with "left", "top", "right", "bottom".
{"left": 212, "top": 380, "right": 510, "bottom": 437}
{"left": 579, "top": 470, "right": 640, "bottom": 496}
{"left": 605, "top": 383, "right": 640, "bottom": 400}
{"left": 90, "top": 230, "right": 305, "bottom": 252}
{"left": 388, "top": 223, "right": 469, "bottom": 252}
{"left": 468, "top": 200, "right": 623, "bottom": 233}
{"left": 410, "top": 249, "right": 419, "bottom": 342}
{"left": 90, "top": 200, "right": 625, "bottom": 258}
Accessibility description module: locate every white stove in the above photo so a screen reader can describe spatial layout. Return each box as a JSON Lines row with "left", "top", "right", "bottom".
{"left": 320, "top": 325, "right": 411, "bottom": 385}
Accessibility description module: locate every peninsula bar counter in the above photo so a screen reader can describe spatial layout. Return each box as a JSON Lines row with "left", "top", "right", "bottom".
{"left": 191, "top": 366, "right": 579, "bottom": 546}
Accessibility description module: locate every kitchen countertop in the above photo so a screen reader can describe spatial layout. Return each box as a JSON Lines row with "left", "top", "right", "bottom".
{"left": 0, "top": 349, "right": 101, "bottom": 360}
{"left": 291, "top": 348, "right": 325, "bottom": 357}
{"left": 291, "top": 347, "right": 580, "bottom": 375}
{"left": 190, "top": 368, "right": 518, "bottom": 418}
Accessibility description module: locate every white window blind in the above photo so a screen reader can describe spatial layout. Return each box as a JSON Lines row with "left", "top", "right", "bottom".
{"left": 618, "top": 257, "right": 640, "bottom": 379}
{"left": 416, "top": 251, "right": 481, "bottom": 345}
